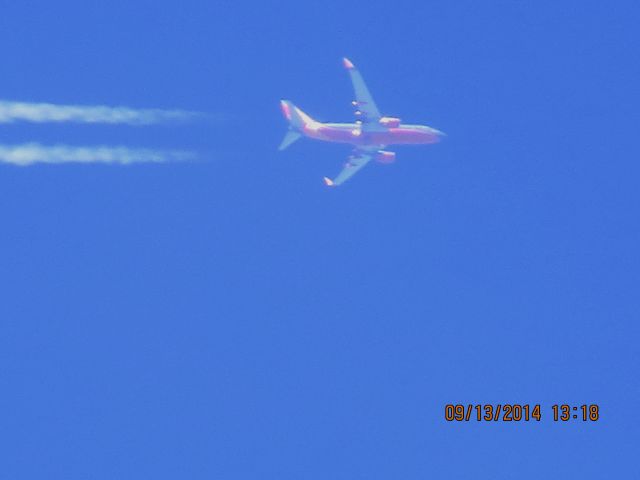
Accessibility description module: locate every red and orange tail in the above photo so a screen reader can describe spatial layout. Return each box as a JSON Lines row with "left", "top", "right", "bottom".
{"left": 279, "top": 100, "right": 316, "bottom": 150}
{"left": 280, "top": 100, "right": 317, "bottom": 130}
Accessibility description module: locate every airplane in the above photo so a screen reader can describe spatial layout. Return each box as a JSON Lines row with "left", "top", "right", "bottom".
{"left": 279, "top": 57, "right": 445, "bottom": 186}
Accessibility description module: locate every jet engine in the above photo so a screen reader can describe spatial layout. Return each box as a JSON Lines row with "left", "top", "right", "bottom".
{"left": 376, "top": 150, "right": 396, "bottom": 164}
{"left": 379, "top": 116, "right": 401, "bottom": 128}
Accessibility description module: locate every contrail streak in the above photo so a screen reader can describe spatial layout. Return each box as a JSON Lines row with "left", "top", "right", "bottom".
{"left": 0, "top": 100, "right": 202, "bottom": 125}
{"left": 0, "top": 143, "right": 195, "bottom": 166}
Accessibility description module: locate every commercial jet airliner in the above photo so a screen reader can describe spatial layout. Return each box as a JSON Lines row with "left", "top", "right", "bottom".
{"left": 279, "top": 57, "right": 445, "bottom": 186}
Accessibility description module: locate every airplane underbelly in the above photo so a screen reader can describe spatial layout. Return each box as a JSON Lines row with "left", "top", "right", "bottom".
{"left": 317, "top": 129, "right": 393, "bottom": 145}
{"left": 373, "top": 129, "right": 438, "bottom": 144}
{"left": 314, "top": 127, "right": 360, "bottom": 144}
{"left": 312, "top": 126, "right": 439, "bottom": 146}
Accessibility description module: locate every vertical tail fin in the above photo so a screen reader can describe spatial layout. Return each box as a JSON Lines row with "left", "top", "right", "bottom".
{"left": 280, "top": 100, "right": 315, "bottom": 130}
{"left": 279, "top": 100, "right": 318, "bottom": 150}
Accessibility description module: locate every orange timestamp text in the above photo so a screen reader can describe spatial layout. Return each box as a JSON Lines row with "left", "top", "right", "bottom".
{"left": 444, "top": 404, "right": 600, "bottom": 422}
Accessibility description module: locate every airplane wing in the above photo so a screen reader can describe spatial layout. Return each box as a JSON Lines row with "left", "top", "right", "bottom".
{"left": 343, "top": 58, "right": 382, "bottom": 127}
{"left": 324, "top": 149, "right": 374, "bottom": 186}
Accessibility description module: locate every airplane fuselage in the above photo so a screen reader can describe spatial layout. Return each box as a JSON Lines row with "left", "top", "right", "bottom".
{"left": 301, "top": 122, "right": 442, "bottom": 147}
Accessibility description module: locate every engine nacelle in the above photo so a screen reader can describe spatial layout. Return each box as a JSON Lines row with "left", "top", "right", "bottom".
{"left": 379, "top": 116, "right": 401, "bottom": 128}
{"left": 376, "top": 150, "right": 396, "bottom": 164}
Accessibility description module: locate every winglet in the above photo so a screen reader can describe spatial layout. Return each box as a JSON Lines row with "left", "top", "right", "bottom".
{"left": 323, "top": 177, "right": 335, "bottom": 187}
{"left": 342, "top": 57, "right": 355, "bottom": 70}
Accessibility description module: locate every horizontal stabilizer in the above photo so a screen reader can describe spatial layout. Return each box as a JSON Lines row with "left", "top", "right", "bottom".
{"left": 278, "top": 129, "right": 302, "bottom": 151}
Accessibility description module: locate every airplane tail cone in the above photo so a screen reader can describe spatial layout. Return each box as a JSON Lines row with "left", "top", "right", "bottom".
{"left": 278, "top": 129, "right": 302, "bottom": 151}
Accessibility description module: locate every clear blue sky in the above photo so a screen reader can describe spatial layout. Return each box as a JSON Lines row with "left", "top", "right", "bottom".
{"left": 1, "top": 1, "right": 638, "bottom": 478}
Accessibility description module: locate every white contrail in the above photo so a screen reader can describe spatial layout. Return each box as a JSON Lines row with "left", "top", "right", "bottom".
{"left": 0, "top": 100, "right": 202, "bottom": 125}
{"left": 0, "top": 143, "right": 195, "bottom": 166}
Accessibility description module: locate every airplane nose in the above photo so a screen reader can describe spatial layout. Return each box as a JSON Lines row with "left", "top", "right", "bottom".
{"left": 427, "top": 127, "right": 446, "bottom": 142}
